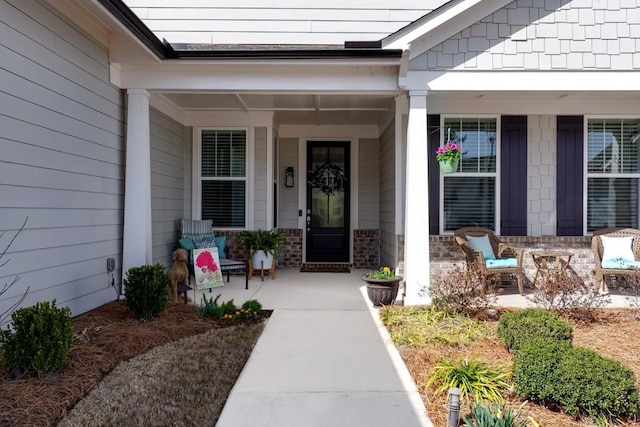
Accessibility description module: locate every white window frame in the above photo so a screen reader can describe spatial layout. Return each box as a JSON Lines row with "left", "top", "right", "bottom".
{"left": 583, "top": 115, "right": 640, "bottom": 235}
{"left": 193, "top": 126, "right": 251, "bottom": 230}
{"left": 439, "top": 115, "right": 501, "bottom": 234}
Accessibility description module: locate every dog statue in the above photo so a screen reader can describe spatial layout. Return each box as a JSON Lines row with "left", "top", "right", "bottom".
{"left": 169, "top": 248, "right": 189, "bottom": 303}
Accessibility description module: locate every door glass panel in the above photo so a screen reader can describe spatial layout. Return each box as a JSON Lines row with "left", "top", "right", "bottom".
{"left": 309, "top": 147, "right": 346, "bottom": 228}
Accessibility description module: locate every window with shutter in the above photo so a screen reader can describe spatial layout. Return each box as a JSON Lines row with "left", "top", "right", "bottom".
{"left": 586, "top": 118, "right": 640, "bottom": 232}
{"left": 201, "top": 129, "right": 247, "bottom": 228}
{"left": 441, "top": 117, "right": 498, "bottom": 232}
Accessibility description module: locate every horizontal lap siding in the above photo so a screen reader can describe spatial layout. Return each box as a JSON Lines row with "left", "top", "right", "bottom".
{"left": 150, "top": 108, "right": 188, "bottom": 267}
{"left": 278, "top": 138, "right": 299, "bottom": 229}
{"left": 0, "top": 0, "right": 125, "bottom": 320}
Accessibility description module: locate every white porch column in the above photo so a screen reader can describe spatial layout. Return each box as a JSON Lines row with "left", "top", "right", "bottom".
{"left": 122, "top": 89, "right": 152, "bottom": 282}
{"left": 403, "top": 91, "right": 431, "bottom": 306}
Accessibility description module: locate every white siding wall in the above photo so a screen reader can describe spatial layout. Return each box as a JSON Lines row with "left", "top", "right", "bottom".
{"left": 358, "top": 139, "right": 380, "bottom": 229}
{"left": 254, "top": 127, "right": 268, "bottom": 230}
{"left": 379, "top": 121, "right": 396, "bottom": 266}
{"left": 0, "top": 0, "right": 125, "bottom": 318}
{"left": 124, "top": 0, "right": 444, "bottom": 45}
{"left": 410, "top": 0, "right": 640, "bottom": 71}
{"left": 528, "top": 115, "right": 557, "bottom": 236}
{"left": 150, "top": 108, "right": 189, "bottom": 267}
{"left": 278, "top": 138, "right": 299, "bottom": 229}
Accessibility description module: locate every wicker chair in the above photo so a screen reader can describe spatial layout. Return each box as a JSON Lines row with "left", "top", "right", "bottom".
{"left": 592, "top": 227, "right": 640, "bottom": 291}
{"left": 454, "top": 227, "right": 525, "bottom": 295}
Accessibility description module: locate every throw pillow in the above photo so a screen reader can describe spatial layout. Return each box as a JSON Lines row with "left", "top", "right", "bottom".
{"left": 486, "top": 258, "right": 517, "bottom": 269}
{"left": 178, "top": 238, "right": 195, "bottom": 251}
{"left": 466, "top": 234, "right": 496, "bottom": 260}
{"left": 601, "top": 236, "right": 635, "bottom": 263}
{"left": 214, "top": 236, "right": 227, "bottom": 259}
{"left": 194, "top": 238, "right": 217, "bottom": 249}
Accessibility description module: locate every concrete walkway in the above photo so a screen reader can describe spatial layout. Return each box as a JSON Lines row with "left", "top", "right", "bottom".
{"left": 197, "top": 269, "right": 433, "bottom": 427}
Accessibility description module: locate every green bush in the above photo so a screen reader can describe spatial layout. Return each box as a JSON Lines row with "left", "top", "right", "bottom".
{"left": 514, "top": 339, "right": 640, "bottom": 419}
{"left": 123, "top": 264, "right": 169, "bottom": 320}
{"left": 0, "top": 300, "right": 73, "bottom": 378}
{"left": 513, "top": 338, "right": 570, "bottom": 406}
{"left": 241, "top": 299, "right": 262, "bottom": 313}
{"left": 196, "top": 294, "right": 236, "bottom": 318}
{"left": 553, "top": 346, "right": 639, "bottom": 418}
{"left": 497, "top": 308, "right": 572, "bottom": 353}
{"left": 426, "top": 358, "right": 511, "bottom": 404}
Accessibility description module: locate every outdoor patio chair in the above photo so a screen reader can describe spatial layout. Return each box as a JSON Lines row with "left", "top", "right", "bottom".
{"left": 454, "top": 227, "right": 525, "bottom": 295}
{"left": 592, "top": 227, "right": 640, "bottom": 291}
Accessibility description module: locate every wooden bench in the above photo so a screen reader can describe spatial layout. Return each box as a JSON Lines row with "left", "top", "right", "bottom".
{"left": 592, "top": 227, "right": 640, "bottom": 290}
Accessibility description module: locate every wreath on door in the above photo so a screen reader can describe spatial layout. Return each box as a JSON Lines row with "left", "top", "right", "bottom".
{"left": 308, "top": 162, "right": 347, "bottom": 196}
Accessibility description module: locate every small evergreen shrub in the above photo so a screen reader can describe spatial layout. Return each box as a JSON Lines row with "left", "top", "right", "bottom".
{"left": 553, "top": 346, "right": 639, "bottom": 418}
{"left": 497, "top": 308, "right": 572, "bottom": 353}
{"left": 0, "top": 299, "right": 73, "bottom": 378}
{"left": 513, "top": 338, "right": 570, "bottom": 406}
{"left": 241, "top": 299, "right": 262, "bottom": 313}
{"left": 514, "top": 339, "right": 640, "bottom": 419}
{"left": 196, "top": 294, "right": 237, "bottom": 318}
{"left": 427, "top": 358, "right": 511, "bottom": 404}
{"left": 123, "top": 264, "right": 169, "bottom": 320}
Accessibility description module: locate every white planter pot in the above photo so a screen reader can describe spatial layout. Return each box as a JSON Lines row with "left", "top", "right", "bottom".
{"left": 251, "top": 250, "right": 274, "bottom": 270}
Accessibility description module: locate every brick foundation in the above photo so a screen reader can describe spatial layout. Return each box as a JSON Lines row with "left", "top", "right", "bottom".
{"left": 215, "top": 229, "right": 303, "bottom": 268}
{"left": 353, "top": 229, "right": 380, "bottom": 268}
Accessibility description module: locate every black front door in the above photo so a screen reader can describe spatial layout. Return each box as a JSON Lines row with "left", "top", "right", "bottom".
{"left": 306, "top": 141, "right": 350, "bottom": 262}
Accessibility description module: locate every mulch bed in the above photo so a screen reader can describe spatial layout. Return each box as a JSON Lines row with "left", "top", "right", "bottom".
{"left": 0, "top": 301, "right": 270, "bottom": 426}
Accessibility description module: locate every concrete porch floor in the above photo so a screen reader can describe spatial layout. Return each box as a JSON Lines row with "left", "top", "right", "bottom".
{"left": 190, "top": 268, "right": 631, "bottom": 427}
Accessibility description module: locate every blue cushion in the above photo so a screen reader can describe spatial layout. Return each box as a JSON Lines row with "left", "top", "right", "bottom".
{"left": 178, "top": 238, "right": 195, "bottom": 251}
{"left": 466, "top": 234, "right": 496, "bottom": 260}
{"left": 601, "top": 259, "right": 640, "bottom": 269}
{"left": 486, "top": 258, "right": 518, "bottom": 269}
{"left": 214, "top": 236, "right": 227, "bottom": 259}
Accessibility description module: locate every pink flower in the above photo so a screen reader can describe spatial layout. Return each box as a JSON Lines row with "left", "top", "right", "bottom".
{"left": 449, "top": 143, "right": 459, "bottom": 151}
{"left": 437, "top": 146, "right": 446, "bottom": 154}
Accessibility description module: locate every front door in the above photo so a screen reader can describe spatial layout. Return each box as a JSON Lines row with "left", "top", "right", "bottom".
{"left": 306, "top": 141, "right": 350, "bottom": 262}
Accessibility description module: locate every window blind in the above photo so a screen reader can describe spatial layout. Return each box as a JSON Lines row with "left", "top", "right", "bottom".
{"left": 587, "top": 119, "right": 640, "bottom": 231}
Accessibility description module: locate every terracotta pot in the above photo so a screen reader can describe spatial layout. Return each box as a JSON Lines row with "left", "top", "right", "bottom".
{"left": 361, "top": 275, "right": 403, "bottom": 306}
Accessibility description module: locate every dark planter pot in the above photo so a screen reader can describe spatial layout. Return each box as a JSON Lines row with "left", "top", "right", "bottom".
{"left": 361, "top": 275, "right": 403, "bottom": 306}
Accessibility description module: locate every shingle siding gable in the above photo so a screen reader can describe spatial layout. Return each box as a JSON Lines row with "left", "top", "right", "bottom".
{"left": 409, "top": 0, "right": 640, "bottom": 71}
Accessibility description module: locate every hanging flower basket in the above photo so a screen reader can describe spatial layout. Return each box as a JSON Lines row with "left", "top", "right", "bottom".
{"left": 439, "top": 159, "right": 459, "bottom": 174}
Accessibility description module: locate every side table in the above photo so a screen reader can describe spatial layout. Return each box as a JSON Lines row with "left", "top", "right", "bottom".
{"left": 531, "top": 251, "right": 573, "bottom": 287}
{"left": 219, "top": 258, "right": 249, "bottom": 290}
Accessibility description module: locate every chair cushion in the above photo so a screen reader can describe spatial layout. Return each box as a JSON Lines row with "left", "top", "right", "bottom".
{"left": 601, "top": 235, "right": 635, "bottom": 262}
{"left": 486, "top": 258, "right": 518, "bottom": 269}
{"left": 466, "top": 234, "right": 496, "bottom": 260}
{"left": 601, "top": 259, "right": 640, "bottom": 269}
{"left": 180, "top": 218, "right": 215, "bottom": 241}
{"left": 214, "top": 236, "right": 227, "bottom": 259}
{"left": 178, "top": 237, "right": 196, "bottom": 251}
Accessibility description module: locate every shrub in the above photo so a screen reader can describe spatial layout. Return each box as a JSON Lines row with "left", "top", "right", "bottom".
{"left": 241, "top": 299, "right": 262, "bottom": 313}
{"left": 428, "top": 264, "right": 498, "bottom": 316}
{"left": 123, "top": 264, "right": 169, "bottom": 320}
{"left": 426, "top": 358, "right": 511, "bottom": 404}
{"left": 514, "top": 339, "right": 640, "bottom": 419}
{"left": 462, "top": 401, "right": 537, "bottom": 427}
{"left": 497, "top": 308, "right": 572, "bottom": 353}
{"left": 196, "top": 294, "right": 237, "bottom": 318}
{"left": 0, "top": 299, "right": 73, "bottom": 378}
{"left": 526, "top": 272, "right": 610, "bottom": 321}
{"left": 553, "top": 346, "right": 639, "bottom": 418}
{"left": 512, "top": 338, "right": 570, "bottom": 406}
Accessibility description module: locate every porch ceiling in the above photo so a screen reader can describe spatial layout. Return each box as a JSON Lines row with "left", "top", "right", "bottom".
{"left": 158, "top": 92, "right": 396, "bottom": 126}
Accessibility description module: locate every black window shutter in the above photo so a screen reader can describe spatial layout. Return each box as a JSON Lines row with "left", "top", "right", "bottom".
{"left": 557, "top": 116, "right": 584, "bottom": 236}
{"left": 428, "top": 114, "right": 440, "bottom": 235}
{"left": 500, "top": 115, "right": 528, "bottom": 236}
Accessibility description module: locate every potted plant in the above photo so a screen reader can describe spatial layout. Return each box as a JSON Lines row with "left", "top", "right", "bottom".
{"left": 435, "top": 139, "right": 462, "bottom": 174}
{"left": 361, "top": 266, "right": 403, "bottom": 306}
{"left": 235, "top": 229, "right": 287, "bottom": 270}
